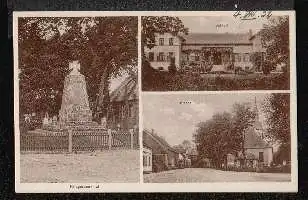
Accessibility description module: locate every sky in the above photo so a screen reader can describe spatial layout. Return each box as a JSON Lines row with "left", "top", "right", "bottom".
{"left": 142, "top": 93, "right": 270, "bottom": 146}
{"left": 179, "top": 16, "right": 272, "bottom": 34}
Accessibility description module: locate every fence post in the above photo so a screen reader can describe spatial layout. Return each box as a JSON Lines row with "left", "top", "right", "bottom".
{"left": 68, "top": 129, "right": 72, "bottom": 153}
{"left": 130, "top": 129, "right": 134, "bottom": 149}
{"left": 108, "top": 129, "right": 112, "bottom": 150}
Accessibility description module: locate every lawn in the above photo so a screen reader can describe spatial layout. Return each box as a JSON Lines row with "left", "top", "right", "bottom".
{"left": 20, "top": 150, "right": 140, "bottom": 183}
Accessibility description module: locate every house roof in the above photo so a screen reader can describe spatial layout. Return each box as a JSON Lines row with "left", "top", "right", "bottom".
{"left": 109, "top": 75, "right": 138, "bottom": 102}
{"left": 143, "top": 129, "right": 179, "bottom": 154}
{"left": 183, "top": 33, "right": 252, "bottom": 45}
{"left": 244, "top": 126, "right": 271, "bottom": 149}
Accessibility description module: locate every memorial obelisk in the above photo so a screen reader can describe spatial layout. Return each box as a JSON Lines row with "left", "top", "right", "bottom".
{"left": 59, "top": 60, "right": 93, "bottom": 125}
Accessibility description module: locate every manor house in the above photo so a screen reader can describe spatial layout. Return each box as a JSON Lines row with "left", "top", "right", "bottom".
{"left": 144, "top": 31, "right": 268, "bottom": 73}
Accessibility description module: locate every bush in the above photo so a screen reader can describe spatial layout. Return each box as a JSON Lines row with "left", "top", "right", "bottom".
{"left": 259, "top": 165, "right": 291, "bottom": 173}
{"left": 168, "top": 57, "right": 177, "bottom": 75}
{"left": 262, "top": 61, "right": 271, "bottom": 75}
{"left": 142, "top": 61, "right": 289, "bottom": 91}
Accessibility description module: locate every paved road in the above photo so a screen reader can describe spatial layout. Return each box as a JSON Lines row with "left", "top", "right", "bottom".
{"left": 144, "top": 168, "right": 291, "bottom": 183}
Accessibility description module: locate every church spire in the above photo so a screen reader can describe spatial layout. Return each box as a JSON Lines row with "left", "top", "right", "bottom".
{"left": 253, "top": 96, "right": 263, "bottom": 139}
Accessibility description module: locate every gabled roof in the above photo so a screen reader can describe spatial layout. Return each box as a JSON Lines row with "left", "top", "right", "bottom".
{"left": 143, "top": 129, "right": 179, "bottom": 154}
{"left": 109, "top": 75, "right": 138, "bottom": 102}
{"left": 183, "top": 33, "right": 252, "bottom": 45}
{"left": 244, "top": 126, "right": 271, "bottom": 149}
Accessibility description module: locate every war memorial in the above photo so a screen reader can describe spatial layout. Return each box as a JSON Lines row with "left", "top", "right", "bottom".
{"left": 21, "top": 61, "right": 136, "bottom": 152}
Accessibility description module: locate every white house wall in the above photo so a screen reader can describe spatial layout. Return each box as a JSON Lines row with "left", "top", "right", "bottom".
{"left": 144, "top": 33, "right": 181, "bottom": 71}
{"left": 245, "top": 148, "right": 273, "bottom": 166}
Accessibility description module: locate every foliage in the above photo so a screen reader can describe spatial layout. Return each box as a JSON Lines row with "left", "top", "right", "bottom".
{"left": 141, "top": 16, "right": 188, "bottom": 50}
{"left": 261, "top": 16, "right": 289, "bottom": 72}
{"left": 273, "top": 143, "right": 291, "bottom": 163}
{"left": 194, "top": 103, "right": 256, "bottom": 167}
{"left": 18, "top": 17, "right": 137, "bottom": 120}
{"left": 142, "top": 72, "right": 289, "bottom": 91}
{"left": 250, "top": 52, "right": 262, "bottom": 71}
{"left": 173, "top": 140, "right": 194, "bottom": 154}
{"left": 168, "top": 57, "right": 177, "bottom": 75}
{"left": 231, "top": 103, "right": 256, "bottom": 157}
{"left": 262, "top": 93, "right": 290, "bottom": 145}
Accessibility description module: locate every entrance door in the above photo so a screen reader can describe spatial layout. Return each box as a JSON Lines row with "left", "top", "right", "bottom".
{"left": 213, "top": 52, "right": 222, "bottom": 65}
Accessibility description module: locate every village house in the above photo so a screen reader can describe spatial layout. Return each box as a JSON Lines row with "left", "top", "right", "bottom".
{"left": 105, "top": 75, "right": 138, "bottom": 131}
{"left": 96, "top": 75, "right": 139, "bottom": 147}
{"left": 144, "top": 31, "right": 269, "bottom": 73}
{"left": 143, "top": 129, "right": 182, "bottom": 173}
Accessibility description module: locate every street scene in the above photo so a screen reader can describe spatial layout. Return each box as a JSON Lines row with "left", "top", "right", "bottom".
{"left": 17, "top": 16, "right": 139, "bottom": 183}
{"left": 142, "top": 93, "right": 291, "bottom": 183}
{"left": 142, "top": 14, "right": 290, "bottom": 91}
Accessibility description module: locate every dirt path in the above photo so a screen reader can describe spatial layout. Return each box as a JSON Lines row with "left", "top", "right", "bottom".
{"left": 144, "top": 168, "right": 291, "bottom": 183}
{"left": 20, "top": 150, "right": 140, "bottom": 183}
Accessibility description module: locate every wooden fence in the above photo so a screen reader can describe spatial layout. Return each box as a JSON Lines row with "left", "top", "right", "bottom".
{"left": 20, "top": 129, "right": 137, "bottom": 152}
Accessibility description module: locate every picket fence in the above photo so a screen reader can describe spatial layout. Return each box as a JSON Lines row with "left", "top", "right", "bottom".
{"left": 20, "top": 129, "right": 137, "bottom": 152}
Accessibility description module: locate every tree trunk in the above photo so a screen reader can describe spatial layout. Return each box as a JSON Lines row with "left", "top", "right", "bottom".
{"left": 96, "top": 66, "right": 111, "bottom": 120}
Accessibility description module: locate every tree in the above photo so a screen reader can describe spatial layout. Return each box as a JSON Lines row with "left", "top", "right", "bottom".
{"left": 261, "top": 16, "right": 289, "bottom": 73}
{"left": 141, "top": 16, "right": 188, "bottom": 54}
{"left": 262, "top": 94, "right": 290, "bottom": 145}
{"left": 195, "top": 112, "right": 234, "bottom": 168}
{"left": 18, "top": 17, "right": 137, "bottom": 121}
{"left": 231, "top": 103, "right": 256, "bottom": 163}
{"left": 194, "top": 102, "right": 256, "bottom": 168}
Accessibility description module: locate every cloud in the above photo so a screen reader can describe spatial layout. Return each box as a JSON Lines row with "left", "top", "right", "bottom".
{"left": 179, "top": 112, "right": 193, "bottom": 121}
{"left": 160, "top": 107, "right": 175, "bottom": 115}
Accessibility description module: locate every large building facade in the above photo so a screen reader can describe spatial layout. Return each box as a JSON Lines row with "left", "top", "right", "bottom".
{"left": 144, "top": 31, "right": 268, "bottom": 73}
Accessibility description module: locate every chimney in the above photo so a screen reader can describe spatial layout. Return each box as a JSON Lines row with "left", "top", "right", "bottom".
{"left": 151, "top": 129, "right": 154, "bottom": 135}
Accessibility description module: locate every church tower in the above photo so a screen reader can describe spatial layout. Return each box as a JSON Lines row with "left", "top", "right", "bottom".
{"left": 252, "top": 96, "right": 264, "bottom": 139}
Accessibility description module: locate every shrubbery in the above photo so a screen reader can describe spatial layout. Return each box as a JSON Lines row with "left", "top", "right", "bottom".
{"left": 142, "top": 69, "right": 289, "bottom": 91}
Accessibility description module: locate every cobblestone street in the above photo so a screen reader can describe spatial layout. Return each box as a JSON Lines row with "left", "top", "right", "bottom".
{"left": 144, "top": 168, "right": 291, "bottom": 183}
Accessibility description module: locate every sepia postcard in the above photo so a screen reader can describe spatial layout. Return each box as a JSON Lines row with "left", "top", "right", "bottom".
{"left": 142, "top": 13, "right": 292, "bottom": 91}
{"left": 13, "top": 11, "right": 296, "bottom": 193}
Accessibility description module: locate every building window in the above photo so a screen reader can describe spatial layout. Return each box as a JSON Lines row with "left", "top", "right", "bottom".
{"left": 143, "top": 155, "right": 147, "bottom": 166}
{"left": 121, "top": 104, "right": 126, "bottom": 118}
{"left": 168, "top": 52, "right": 174, "bottom": 61}
{"left": 129, "top": 104, "right": 134, "bottom": 118}
{"left": 243, "top": 53, "right": 250, "bottom": 62}
{"left": 235, "top": 54, "right": 242, "bottom": 62}
{"left": 159, "top": 38, "right": 164, "bottom": 46}
{"left": 157, "top": 52, "right": 165, "bottom": 61}
{"left": 259, "top": 152, "right": 264, "bottom": 162}
{"left": 148, "top": 52, "right": 154, "bottom": 62}
{"left": 169, "top": 38, "right": 174, "bottom": 45}
{"left": 189, "top": 54, "right": 195, "bottom": 61}
{"left": 195, "top": 54, "right": 200, "bottom": 61}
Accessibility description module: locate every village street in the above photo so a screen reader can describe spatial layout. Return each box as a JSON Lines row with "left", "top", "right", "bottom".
{"left": 144, "top": 168, "right": 291, "bottom": 183}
